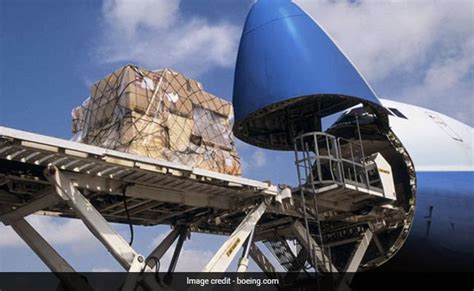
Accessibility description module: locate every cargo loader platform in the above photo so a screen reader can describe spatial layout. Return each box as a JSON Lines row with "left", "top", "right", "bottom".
{"left": 0, "top": 126, "right": 279, "bottom": 228}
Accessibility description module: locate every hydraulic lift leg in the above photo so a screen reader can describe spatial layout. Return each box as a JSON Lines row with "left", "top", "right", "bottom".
{"left": 122, "top": 254, "right": 147, "bottom": 291}
{"left": 140, "top": 228, "right": 186, "bottom": 291}
{"left": 45, "top": 165, "right": 149, "bottom": 271}
{"left": 237, "top": 228, "right": 255, "bottom": 272}
{"left": 163, "top": 228, "right": 187, "bottom": 284}
{"left": 202, "top": 201, "right": 267, "bottom": 272}
{"left": 146, "top": 227, "right": 182, "bottom": 269}
{"left": 9, "top": 218, "right": 92, "bottom": 291}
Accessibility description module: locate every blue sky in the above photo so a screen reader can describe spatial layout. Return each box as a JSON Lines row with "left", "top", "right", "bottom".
{"left": 0, "top": 0, "right": 472, "bottom": 273}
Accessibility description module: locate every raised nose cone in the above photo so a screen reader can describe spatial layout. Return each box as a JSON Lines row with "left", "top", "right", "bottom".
{"left": 233, "top": 0, "right": 387, "bottom": 150}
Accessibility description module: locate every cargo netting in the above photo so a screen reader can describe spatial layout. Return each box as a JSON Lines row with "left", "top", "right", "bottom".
{"left": 72, "top": 64, "right": 241, "bottom": 175}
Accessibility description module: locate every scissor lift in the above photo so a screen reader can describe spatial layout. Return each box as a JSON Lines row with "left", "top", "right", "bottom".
{"left": 0, "top": 126, "right": 278, "bottom": 287}
{"left": 0, "top": 126, "right": 392, "bottom": 290}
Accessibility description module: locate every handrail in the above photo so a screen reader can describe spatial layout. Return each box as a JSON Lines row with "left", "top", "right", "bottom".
{"left": 294, "top": 132, "right": 373, "bottom": 190}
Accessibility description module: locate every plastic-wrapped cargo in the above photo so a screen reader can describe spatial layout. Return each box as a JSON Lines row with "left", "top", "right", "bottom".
{"left": 72, "top": 64, "right": 241, "bottom": 175}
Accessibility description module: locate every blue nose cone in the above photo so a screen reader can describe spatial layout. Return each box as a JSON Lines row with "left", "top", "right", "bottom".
{"left": 233, "top": 0, "right": 386, "bottom": 150}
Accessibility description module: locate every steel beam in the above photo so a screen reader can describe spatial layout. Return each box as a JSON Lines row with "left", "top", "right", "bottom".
{"left": 249, "top": 243, "right": 279, "bottom": 279}
{"left": 45, "top": 166, "right": 141, "bottom": 270}
{"left": 10, "top": 219, "right": 92, "bottom": 291}
{"left": 10, "top": 218, "right": 74, "bottom": 272}
{"left": 146, "top": 227, "right": 182, "bottom": 269}
{"left": 64, "top": 173, "right": 233, "bottom": 210}
{"left": 291, "top": 220, "right": 338, "bottom": 273}
{"left": 1, "top": 191, "right": 58, "bottom": 225}
{"left": 153, "top": 207, "right": 199, "bottom": 224}
{"left": 202, "top": 201, "right": 267, "bottom": 272}
{"left": 163, "top": 228, "right": 187, "bottom": 285}
{"left": 167, "top": 229, "right": 186, "bottom": 274}
{"left": 126, "top": 184, "right": 232, "bottom": 210}
{"left": 344, "top": 228, "right": 373, "bottom": 273}
{"left": 336, "top": 228, "right": 373, "bottom": 291}
{"left": 371, "top": 232, "right": 385, "bottom": 255}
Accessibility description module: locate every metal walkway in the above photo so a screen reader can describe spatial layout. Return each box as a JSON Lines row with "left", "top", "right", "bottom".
{"left": 0, "top": 126, "right": 279, "bottom": 226}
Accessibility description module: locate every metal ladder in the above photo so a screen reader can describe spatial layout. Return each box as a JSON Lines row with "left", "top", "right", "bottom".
{"left": 263, "top": 239, "right": 307, "bottom": 271}
{"left": 294, "top": 135, "right": 332, "bottom": 273}
{"left": 292, "top": 129, "right": 374, "bottom": 273}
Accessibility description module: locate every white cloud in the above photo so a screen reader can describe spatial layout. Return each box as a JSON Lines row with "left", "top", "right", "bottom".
{"left": 97, "top": 0, "right": 473, "bottom": 123}
{"left": 0, "top": 215, "right": 100, "bottom": 255}
{"left": 168, "top": 248, "right": 214, "bottom": 272}
{"left": 98, "top": 0, "right": 240, "bottom": 75}
{"left": 398, "top": 38, "right": 474, "bottom": 122}
{"left": 252, "top": 150, "right": 267, "bottom": 168}
{"left": 295, "top": 0, "right": 474, "bottom": 125}
{"left": 239, "top": 149, "right": 267, "bottom": 174}
{"left": 103, "top": 0, "right": 179, "bottom": 35}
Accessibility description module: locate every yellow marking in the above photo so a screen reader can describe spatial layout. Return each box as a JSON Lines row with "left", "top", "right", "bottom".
{"left": 226, "top": 238, "right": 241, "bottom": 257}
{"left": 378, "top": 168, "right": 390, "bottom": 175}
